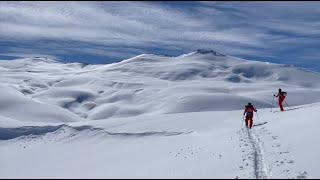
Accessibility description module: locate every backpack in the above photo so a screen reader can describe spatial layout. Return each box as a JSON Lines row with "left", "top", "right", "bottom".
{"left": 245, "top": 104, "right": 253, "bottom": 110}
{"left": 282, "top": 92, "right": 287, "bottom": 97}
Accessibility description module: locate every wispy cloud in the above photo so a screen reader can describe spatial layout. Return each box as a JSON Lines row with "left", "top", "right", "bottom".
{"left": 0, "top": 1, "right": 320, "bottom": 70}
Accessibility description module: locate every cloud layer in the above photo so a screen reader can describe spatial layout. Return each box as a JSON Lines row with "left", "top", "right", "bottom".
{"left": 0, "top": 1, "right": 320, "bottom": 71}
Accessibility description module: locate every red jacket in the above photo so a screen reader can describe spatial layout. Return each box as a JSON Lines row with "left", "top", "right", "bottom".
{"left": 244, "top": 105, "right": 257, "bottom": 115}
{"left": 275, "top": 92, "right": 286, "bottom": 101}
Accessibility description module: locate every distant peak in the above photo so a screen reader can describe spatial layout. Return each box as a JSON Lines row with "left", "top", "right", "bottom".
{"left": 195, "top": 49, "right": 226, "bottom": 56}
{"left": 29, "top": 57, "right": 58, "bottom": 63}
{"left": 136, "top": 53, "right": 174, "bottom": 58}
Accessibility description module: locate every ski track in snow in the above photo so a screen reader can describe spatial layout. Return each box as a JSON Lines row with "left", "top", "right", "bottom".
{"left": 246, "top": 128, "right": 269, "bottom": 179}
{"left": 239, "top": 123, "right": 308, "bottom": 179}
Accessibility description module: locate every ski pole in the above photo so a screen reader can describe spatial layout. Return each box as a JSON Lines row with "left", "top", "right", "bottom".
{"left": 284, "top": 99, "right": 289, "bottom": 107}
{"left": 256, "top": 111, "right": 260, "bottom": 124}
{"left": 241, "top": 115, "right": 244, "bottom": 128}
{"left": 270, "top": 96, "right": 274, "bottom": 112}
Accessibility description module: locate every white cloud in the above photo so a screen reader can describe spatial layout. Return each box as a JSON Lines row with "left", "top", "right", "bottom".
{"left": 1, "top": 1, "right": 320, "bottom": 63}
{"left": 0, "top": 2, "right": 265, "bottom": 45}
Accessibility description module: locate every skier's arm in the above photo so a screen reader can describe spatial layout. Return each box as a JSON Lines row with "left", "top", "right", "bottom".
{"left": 243, "top": 108, "right": 247, "bottom": 115}
{"left": 253, "top": 106, "right": 257, "bottom": 112}
{"left": 274, "top": 93, "right": 279, "bottom": 97}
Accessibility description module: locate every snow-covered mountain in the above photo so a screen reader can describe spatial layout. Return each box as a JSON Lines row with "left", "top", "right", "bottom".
{"left": 0, "top": 50, "right": 319, "bottom": 178}
{"left": 0, "top": 50, "right": 319, "bottom": 122}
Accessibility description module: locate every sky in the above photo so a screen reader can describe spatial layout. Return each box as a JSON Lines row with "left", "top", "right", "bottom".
{"left": 1, "top": 1, "right": 320, "bottom": 72}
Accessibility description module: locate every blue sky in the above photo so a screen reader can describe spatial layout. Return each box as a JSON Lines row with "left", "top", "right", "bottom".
{"left": 1, "top": 1, "right": 320, "bottom": 72}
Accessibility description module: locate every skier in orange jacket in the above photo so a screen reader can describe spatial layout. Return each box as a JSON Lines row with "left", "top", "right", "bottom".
{"left": 274, "top": 88, "right": 286, "bottom": 111}
{"left": 243, "top": 102, "right": 257, "bottom": 129}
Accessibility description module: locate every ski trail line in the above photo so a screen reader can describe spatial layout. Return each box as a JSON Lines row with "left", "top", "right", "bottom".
{"left": 246, "top": 128, "right": 270, "bottom": 179}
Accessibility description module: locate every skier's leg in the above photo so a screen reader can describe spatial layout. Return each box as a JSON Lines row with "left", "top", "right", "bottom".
{"left": 279, "top": 99, "right": 284, "bottom": 111}
{"left": 245, "top": 116, "right": 249, "bottom": 128}
{"left": 278, "top": 100, "right": 282, "bottom": 111}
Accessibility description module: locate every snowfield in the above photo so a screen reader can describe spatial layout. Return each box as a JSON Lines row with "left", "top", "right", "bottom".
{"left": 0, "top": 50, "right": 319, "bottom": 178}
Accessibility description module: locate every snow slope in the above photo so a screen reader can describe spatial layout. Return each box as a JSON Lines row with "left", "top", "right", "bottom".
{"left": 1, "top": 51, "right": 320, "bottom": 121}
{"left": 0, "top": 50, "right": 320, "bottom": 178}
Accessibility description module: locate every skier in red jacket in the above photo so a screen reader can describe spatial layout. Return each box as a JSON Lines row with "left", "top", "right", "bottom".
{"left": 274, "top": 88, "right": 286, "bottom": 111}
{"left": 243, "top": 102, "right": 257, "bottom": 129}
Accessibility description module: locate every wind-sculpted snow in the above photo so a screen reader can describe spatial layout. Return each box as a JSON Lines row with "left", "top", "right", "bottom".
{"left": 0, "top": 124, "right": 192, "bottom": 140}
{"left": 232, "top": 63, "right": 273, "bottom": 79}
{"left": 0, "top": 50, "right": 320, "bottom": 122}
{"left": 0, "top": 85, "right": 84, "bottom": 123}
{"left": 1, "top": 50, "right": 320, "bottom": 178}
{"left": 0, "top": 124, "right": 74, "bottom": 140}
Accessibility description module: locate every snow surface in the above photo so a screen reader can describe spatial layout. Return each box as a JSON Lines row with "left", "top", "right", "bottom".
{"left": 0, "top": 51, "right": 319, "bottom": 178}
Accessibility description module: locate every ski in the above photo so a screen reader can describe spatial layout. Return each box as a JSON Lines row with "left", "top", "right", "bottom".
{"left": 253, "top": 122, "right": 267, "bottom": 127}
